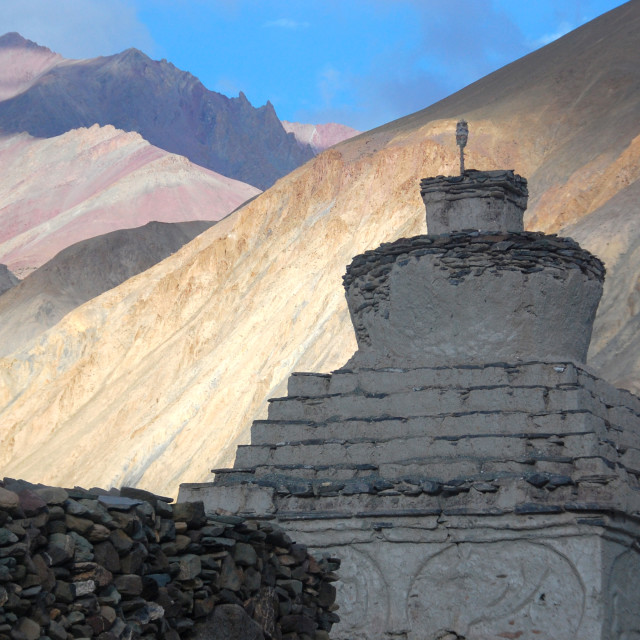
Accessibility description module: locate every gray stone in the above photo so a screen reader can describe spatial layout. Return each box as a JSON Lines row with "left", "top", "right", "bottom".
{"left": 46, "top": 533, "right": 75, "bottom": 566}
{"left": 114, "top": 574, "right": 142, "bottom": 596}
{"left": 0, "top": 527, "right": 19, "bottom": 545}
{"left": 233, "top": 542, "right": 257, "bottom": 567}
{"left": 177, "top": 554, "right": 202, "bottom": 581}
{"left": 172, "top": 500, "right": 206, "bottom": 527}
{"left": 97, "top": 495, "right": 143, "bottom": 511}
{"left": 33, "top": 486, "right": 68, "bottom": 505}
{"left": 191, "top": 604, "right": 264, "bottom": 640}
{"left": 16, "top": 617, "right": 40, "bottom": 640}
{"left": 69, "top": 531, "right": 93, "bottom": 561}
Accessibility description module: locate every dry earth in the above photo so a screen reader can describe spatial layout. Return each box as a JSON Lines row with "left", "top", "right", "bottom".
{"left": 0, "top": 124, "right": 259, "bottom": 277}
{"left": 0, "top": 2, "right": 638, "bottom": 496}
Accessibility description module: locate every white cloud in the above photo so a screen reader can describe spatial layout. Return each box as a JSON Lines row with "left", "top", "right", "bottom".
{"left": 262, "top": 18, "right": 309, "bottom": 29}
{"left": 0, "top": 0, "right": 156, "bottom": 59}
{"left": 534, "top": 22, "right": 574, "bottom": 46}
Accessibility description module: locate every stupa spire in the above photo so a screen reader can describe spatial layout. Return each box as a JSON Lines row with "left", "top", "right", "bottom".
{"left": 456, "top": 119, "right": 468, "bottom": 175}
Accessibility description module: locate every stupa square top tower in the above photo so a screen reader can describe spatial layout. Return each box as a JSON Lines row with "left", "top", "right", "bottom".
{"left": 420, "top": 168, "right": 528, "bottom": 234}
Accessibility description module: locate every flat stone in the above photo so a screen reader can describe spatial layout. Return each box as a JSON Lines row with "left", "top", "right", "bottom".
{"left": 65, "top": 514, "right": 94, "bottom": 535}
{"left": 109, "top": 529, "right": 134, "bottom": 555}
{"left": 92, "top": 541, "right": 121, "bottom": 573}
{"left": 0, "top": 487, "right": 19, "bottom": 510}
{"left": 69, "top": 531, "right": 93, "bottom": 561}
{"left": 0, "top": 527, "right": 19, "bottom": 545}
{"left": 114, "top": 574, "right": 142, "bottom": 596}
{"left": 219, "top": 554, "right": 242, "bottom": 591}
{"left": 33, "top": 486, "right": 68, "bottom": 505}
{"left": 172, "top": 501, "right": 206, "bottom": 527}
{"left": 73, "top": 562, "right": 113, "bottom": 587}
{"left": 97, "top": 495, "right": 144, "bottom": 511}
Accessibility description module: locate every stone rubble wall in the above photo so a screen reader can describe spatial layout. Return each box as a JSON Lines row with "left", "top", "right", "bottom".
{"left": 0, "top": 480, "right": 339, "bottom": 640}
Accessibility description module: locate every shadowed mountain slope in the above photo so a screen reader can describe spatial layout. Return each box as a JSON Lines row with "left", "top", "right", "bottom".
{"left": 0, "top": 2, "right": 638, "bottom": 496}
{"left": 0, "top": 220, "right": 213, "bottom": 357}
{"left": 0, "top": 125, "right": 259, "bottom": 277}
{"left": 0, "top": 33, "right": 313, "bottom": 190}
{"left": 0, "top": 265, "right": 17, "bottom": 295}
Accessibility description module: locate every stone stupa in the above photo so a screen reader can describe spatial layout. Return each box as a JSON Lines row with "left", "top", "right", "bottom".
{"left": 181, "top": 124, "right": 640, "bottom": 640}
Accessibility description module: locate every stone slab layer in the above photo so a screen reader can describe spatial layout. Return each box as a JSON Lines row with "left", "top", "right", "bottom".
{"left": 208, "top": 364, "right": 640, "bottom": 517}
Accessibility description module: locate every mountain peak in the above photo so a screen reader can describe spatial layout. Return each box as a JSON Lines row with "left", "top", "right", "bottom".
{"left": 0, "top": 32, "right": 50, "bottom": 52}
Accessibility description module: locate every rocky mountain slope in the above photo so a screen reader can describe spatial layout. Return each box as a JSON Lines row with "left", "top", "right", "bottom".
{"left": 282, "top": 121, "right": 360, "bottom": 154}
{"left": 0, "top": 124, "right": 259, "bottom": 277}
{"left": 0, "top": 1, "right": 638, "bottom": 497}
{"left": 0, "top": 220, "right": 214, "bottom": 357}
{"left": 0, "top": 33, "right": 313, "bottom": 189}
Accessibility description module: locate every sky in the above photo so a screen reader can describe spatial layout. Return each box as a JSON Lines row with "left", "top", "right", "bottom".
{"left": 0, "top": 0, "right": 629, "bottom": 131}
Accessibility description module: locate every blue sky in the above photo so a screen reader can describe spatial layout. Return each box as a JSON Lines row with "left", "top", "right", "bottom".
{"left": 0, "top": 0, "right": 628, "bottom": 131}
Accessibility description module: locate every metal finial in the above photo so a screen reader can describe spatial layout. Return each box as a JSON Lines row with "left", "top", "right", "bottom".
{"left": 456, "top": 120, "right": 468, "bottom": 175}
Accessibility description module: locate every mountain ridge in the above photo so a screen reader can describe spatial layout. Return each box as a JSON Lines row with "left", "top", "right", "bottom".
{"left": 0, "top": 34, "right": 314, "bottom": 189}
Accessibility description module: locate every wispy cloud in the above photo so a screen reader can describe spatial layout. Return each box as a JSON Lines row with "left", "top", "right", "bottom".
{"left": 534, "top": 22, "right": 575, "bottom": 46}
{"left": 262, "top": 18, "right": 310, "bottom": 29}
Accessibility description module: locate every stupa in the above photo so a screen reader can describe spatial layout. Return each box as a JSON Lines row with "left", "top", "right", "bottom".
{"left": 181, "top": 124, "right": 640, "bottom": 640}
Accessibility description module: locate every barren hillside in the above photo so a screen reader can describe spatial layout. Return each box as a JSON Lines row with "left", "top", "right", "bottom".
{"left": 0, "top": 221, "right": 214, "bottom": 357}
{"left": 0, "top": 125, "right": 259, "bottom": 277}
{"left": 0, "top": 1, "right": 638, "bottom": 496}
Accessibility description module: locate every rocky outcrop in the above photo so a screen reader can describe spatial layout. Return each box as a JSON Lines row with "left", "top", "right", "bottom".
{"left": 0, "top": 479, "right": 339, "bottom": 640}
{"left": 0, "top": 34, "right": 314, "bottom": 189}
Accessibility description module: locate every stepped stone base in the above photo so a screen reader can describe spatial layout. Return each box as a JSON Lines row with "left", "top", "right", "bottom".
{"left": 180, "top": 361, "right": 640, "bottom": 639}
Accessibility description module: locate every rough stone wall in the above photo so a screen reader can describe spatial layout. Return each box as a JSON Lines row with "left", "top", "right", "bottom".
{"left": 0, "top": 480, "right": 339, "bottom": 640}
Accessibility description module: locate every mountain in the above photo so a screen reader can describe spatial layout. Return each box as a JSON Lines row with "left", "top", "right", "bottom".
{"left": 282, "top": 121, "right": 360, "bottom": 154}
{"left": 0, "top": 33, "right": 313, "bottom": 190}
{"left": 0, "top": 220, "right": 214, "bottom": 357}
{"left": 0, "top": 124, "right": 259, "bottom": 277}
{"left": 0, "top": 2, "right": 638, "bottom": 496}
{"left": 0, "top": 32, "right": 62, "bottom": 101}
